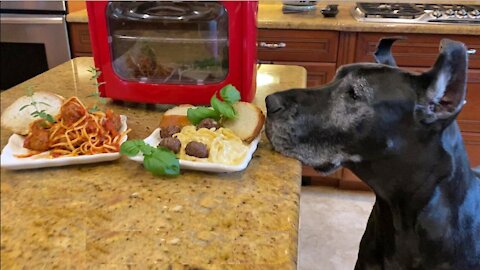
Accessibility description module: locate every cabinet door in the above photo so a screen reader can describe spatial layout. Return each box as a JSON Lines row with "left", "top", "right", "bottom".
{"left": 355, "top": 33, "right": 480, "bottom": 68}
{"left": 258, "top": 29, "right": 339, "bottom": 63}
{"left": 68, "top": 23, "right": 92, "bottom": 57}
{"left": 459, "top": 70, "right": 480, "bottom": 133}
{"left": 464, "top": 132, "right": 480, "bottom": 167}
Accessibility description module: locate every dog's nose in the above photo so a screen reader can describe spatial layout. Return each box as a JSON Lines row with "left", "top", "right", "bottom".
{"left": 266, "top": 94, "right": 284, "bottom": 115}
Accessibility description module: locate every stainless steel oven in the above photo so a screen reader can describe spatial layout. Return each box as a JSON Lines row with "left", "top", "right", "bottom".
{"left": 0, "top": 1, "right": 71, "bottom": 90}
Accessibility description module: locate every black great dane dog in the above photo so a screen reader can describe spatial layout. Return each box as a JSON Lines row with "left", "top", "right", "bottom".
{"left": 265, "top": 38, "right": 480, "bottom": 269}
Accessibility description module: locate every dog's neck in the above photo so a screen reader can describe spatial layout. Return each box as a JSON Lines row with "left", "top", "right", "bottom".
{"left": 348, "top": 121, "right": 475, "bottom": 217}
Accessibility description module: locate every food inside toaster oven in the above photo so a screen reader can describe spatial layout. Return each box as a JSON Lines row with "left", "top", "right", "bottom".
{"left": 107, "top": 2, "right": 229, "bottom": 85}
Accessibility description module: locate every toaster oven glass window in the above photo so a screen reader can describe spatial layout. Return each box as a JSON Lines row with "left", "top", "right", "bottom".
{"left": 107, "top": 2, "right": 229, "bottom": 85}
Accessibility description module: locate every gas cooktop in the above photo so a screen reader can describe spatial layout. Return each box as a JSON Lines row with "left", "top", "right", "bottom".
{"left": 352, "top": 3, "right": 480, "bottom": 24}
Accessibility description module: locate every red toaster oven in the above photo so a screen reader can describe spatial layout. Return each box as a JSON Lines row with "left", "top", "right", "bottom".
{"left": 86, "top": 1, "right": 257, "bottom": 104}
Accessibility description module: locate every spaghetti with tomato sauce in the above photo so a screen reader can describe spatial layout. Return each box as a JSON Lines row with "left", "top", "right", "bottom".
{"left": 19, "top": 97, "right": 129, "bottom": 158}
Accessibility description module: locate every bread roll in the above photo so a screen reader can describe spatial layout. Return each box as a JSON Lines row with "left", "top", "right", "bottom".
{"left": 223, "top": 102, "right": 265, "bottom": 143}
{"left": 159, "top": 104, "right": 193, "bottom": 128}
{"left": 1, "top": 91, "right": 64, "bottom": 135}
{"left": 160, "top": 102, "right": 265, "bottom": 143}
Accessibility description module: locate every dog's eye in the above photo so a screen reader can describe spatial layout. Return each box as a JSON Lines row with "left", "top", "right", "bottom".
{"left": 348, "top": 87, "right": 359, "bottom": 100}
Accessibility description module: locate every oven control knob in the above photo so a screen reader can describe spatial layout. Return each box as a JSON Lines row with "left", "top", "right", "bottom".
{"left": 456, "top": 9, "right": 467, "bottom": 17}
{"left": 445, "top": 9, "right": 455, "bottom": 16}
{"left": 432, "top": 10, "right": 442, "bottom": 18}
{"left": 469, "top": 9, "right": 480, "bottom": 18}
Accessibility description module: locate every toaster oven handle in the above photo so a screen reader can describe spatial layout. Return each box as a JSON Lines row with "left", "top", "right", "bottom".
{"left": 125, "top": 4, "right": 213, "bottom": 21}
{"left": 259, "top": 42, "right": 287, "bottom": 49}
{"left": 0, "top": 15, "right": 64, "bottom": 25}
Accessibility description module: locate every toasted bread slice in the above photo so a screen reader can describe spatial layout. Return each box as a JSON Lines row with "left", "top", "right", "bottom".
{"left": 1, "top": 91, "right": 64, "bottom": 135}
{"left": 223, "top": 102, "right": 265, "bottom": 143}
{"left": 159, "top": 104, "right": 193, "bottom": 128}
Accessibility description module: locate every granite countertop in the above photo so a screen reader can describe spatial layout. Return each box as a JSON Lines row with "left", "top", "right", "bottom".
{"left": 67, "top": 3, "right": 480, "bottom": 35}
{"left": 0, "top": 58, "right": 305, "bottom": 269}
{"left": 67, "top": 9, "right": 88, "bottom": 23}
{"left": 258, "top": 2, "right": 480, "bottom": 35}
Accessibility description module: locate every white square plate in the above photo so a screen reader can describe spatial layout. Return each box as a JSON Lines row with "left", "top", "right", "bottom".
{"left": 1, "top": 115, "right": 128, "bottom": 170}
{"left": 128, "top": 128, "right": 261, "bottom": 173}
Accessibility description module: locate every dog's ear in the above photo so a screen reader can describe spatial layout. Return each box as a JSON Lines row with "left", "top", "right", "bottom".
{"left": 415, "top": 39, "right": 468, "bottom": 126}
{"left": 374, "top": 37, "right": 404, "bottom": 66}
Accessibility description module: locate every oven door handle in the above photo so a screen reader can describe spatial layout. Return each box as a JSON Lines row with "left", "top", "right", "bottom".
{"left": 0, "top": 16, "right": 64, "bottom": 25}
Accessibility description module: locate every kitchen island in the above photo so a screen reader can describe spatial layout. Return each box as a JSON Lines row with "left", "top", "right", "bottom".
{"left": 0, "top": 58, "right": 306, "bottom": 269}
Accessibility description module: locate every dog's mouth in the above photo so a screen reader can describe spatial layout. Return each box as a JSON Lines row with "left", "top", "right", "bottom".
{"left": 270, "top": 141, "right": 343, "bottom": 175}
{"left": 265, "top": 122, "right": 342, "bottom": 175}
{"left": 266, "top": 118, "right": 345, "bottom": 175}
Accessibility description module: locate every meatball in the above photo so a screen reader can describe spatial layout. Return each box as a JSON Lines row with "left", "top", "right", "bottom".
{"left": 185, "top": 141, "right": 208, "bottom": 158}
{"left": 103, "top": 109, "right": 122, "bottom": 137}
{"left": 197, "top": 118, "right": 220, "bottom": 130}
{"left": 160, "top": 125, "right": 180, "bottom": 138}
{"left": 23, "top": 120, "right": 50, "bottom": 151}
{"left": 61, "top": 98, "right": 87, "bottom": 126}
{"left": 159, "top": 137, "right": 181, "bottom": 154}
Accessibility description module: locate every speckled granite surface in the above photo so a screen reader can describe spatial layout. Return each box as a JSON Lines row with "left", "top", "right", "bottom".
{"left": 0, "top": 58, "right": 305, "bottom": 269}
{"left": 67, "top": 3, "right": 480, "bottom": 35}
{"left": 258, "top": 3, "right": 480, "bottom": 35}
{"left": 67, "top": 9, "right": 88, "bottom": 23}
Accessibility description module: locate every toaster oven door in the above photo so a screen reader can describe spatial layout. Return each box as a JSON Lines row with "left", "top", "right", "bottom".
{"left": 107, "top": 2, "right": 229, "bottom": 85}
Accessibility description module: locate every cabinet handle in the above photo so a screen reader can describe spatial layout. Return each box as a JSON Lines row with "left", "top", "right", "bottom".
{"left": 467, "top": 49, "right": 476, "bottom": 55}
{"left": 259, "top": 42, "right": 286, "bottom": 49}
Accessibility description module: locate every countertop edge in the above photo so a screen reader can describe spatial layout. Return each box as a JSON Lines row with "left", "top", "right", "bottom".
{"left": 66, "top": 5, "right": 480, "bottom": 35}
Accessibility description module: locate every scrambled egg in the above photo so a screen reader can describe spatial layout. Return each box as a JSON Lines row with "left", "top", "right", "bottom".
{"left": 174, "top": 126, "right": 248, "bottom": 165}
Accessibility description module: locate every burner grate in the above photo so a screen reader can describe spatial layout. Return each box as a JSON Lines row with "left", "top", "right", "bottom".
{"left": 353, "top": 2, "right": 480, "bottom": 24}
{"left": 357, "top": 3, "right": 424, "bottom": 19}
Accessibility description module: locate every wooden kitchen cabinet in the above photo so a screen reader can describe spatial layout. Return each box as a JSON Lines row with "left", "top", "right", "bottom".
{"left": 463, "top": 132, "right": 480, "bottom": 167}
{"left": 355, "top": 33, "right": 480, "bottom": 69}
{"left": 258, "top": 29, "right": 342, "bottom": 184}
{"left": 258, "top": 29, "right": 480, "bottom": 190}
{"left": 340, "top": 169, "right": 371, "bottom": 191}
{"left": 460, "top": 70, "right": 480, "bottom": 133}
{"left": 258, "top": 29, "right": 338, "bottom": 87}
{"left": 68, "top": 23, "right": 93, "bottom": 58}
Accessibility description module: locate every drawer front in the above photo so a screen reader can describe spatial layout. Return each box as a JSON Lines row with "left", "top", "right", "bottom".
{"left": 258, "top": 29, "right": 339, "bottom": 63}
{"left": 355, "top": 33, "right": 480, "bottom": 69}
{"left": 69, "top": 23, "right": 92, "bottom": 53}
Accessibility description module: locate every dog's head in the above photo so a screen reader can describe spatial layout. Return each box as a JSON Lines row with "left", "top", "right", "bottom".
{"left": 265, "top": 38, "right": 468, "bottom": 174}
